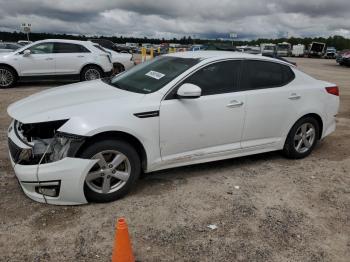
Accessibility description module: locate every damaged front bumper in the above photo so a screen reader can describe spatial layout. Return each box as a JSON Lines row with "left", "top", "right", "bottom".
{"left": 8, "top": 120, "right": 97, "bottom": 205}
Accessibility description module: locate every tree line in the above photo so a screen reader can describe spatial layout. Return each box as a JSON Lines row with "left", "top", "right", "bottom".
{"left": 1, "top": 31, "right": 350, "bottom": 50}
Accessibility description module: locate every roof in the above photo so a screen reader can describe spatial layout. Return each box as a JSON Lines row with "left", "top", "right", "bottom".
{"left": 166, "top": 51, "right": 294, "bottom": 66}
{"left": 37, "top": 39, "right": 92, "bottom": 45}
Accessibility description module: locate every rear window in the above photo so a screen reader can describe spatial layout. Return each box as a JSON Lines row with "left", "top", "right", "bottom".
{"left": 243, "top": 60, "right": 295, "bottom": 90}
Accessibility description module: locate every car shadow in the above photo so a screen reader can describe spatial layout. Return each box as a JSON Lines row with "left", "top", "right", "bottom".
{"left": 132, "top": 151, "right": 284, "bottom": 196}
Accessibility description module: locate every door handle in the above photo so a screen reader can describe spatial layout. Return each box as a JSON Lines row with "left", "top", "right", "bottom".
{"left": 77, "top": 55, "right": 85, "bottom": 58}
{"left": 288, "top": 93, "right": 301, "bottom": 100}
{"left": 45, "top": 57, "right": 53, "bottom": 61}
{"left": 227, "top": 100, "right": 244, "bottom": 108}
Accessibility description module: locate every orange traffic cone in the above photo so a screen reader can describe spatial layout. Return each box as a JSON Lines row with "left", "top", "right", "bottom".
{"left": 112, "top": 218, "right": 135, "bottom": 262}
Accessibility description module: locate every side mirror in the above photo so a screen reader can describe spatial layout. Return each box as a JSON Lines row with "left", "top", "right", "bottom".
{"left": 177, "top": 83, "right": 201, "bottom": 99}
{"left": 23, "top": 50, "right": 31, "bottom": 56}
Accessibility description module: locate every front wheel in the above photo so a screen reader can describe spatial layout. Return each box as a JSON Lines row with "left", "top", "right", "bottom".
{"left": 0, "top": 66, "right": 17, "bottom": 88}
{"left": 80, "top": 139, "right": 141, "bottom": 203}
{"left": 283, "top": 117, "right": 319, "bottom": 159}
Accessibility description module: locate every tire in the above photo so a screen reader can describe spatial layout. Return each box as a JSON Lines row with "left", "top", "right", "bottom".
{"left": 79, "top": 139, "right": 141, "bottom": 203}
{"left": 80, "top": 65, "right": 103, "bottom": 81}
{"left": 0, "top": 66, "right": 17, "bottom": 88}
{"left": 283, "top": 117, "right": 320, "bottom": 159}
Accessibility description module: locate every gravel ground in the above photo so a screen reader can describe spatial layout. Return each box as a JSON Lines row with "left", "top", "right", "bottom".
{"left": 0, "top": 58, "right": 349, "bottom": 262}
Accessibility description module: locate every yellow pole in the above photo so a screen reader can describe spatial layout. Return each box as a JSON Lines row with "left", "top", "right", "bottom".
{"left": 174, "top": 48, "right": 177, "bottom": 53}
{"left": 141, "top": 47, "right": 146, "bottom": 62}
{"left": 158, "top": 47, "right": 161, "bottom": 54}
{"left": 150, "top": 48, "right": 154, "bottom": 59}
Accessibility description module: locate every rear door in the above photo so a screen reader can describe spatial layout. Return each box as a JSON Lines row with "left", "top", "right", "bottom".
{"left": 240, "top": 60, "right": 298, "bottom": 148}
{"left": 53, "top": 43, "right": 91, "bottom": 75}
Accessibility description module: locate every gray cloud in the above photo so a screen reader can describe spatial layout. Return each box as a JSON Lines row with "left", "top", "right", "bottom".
{"left": 0, "top": 0, "right": 349, "bottom": 39}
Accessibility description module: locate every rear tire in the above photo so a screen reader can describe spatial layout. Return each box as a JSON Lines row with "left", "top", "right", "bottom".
{"left": 80, "top": 139, "right": 141, "bottom": 203}
{"left": 0, "top": 66, "right": 17, "bottom": 88}
{"left": 80, "top": 65, "right": 103, "bottom": 81}
{"left": 283, "top": 117, "right": 319, "bottom": 159}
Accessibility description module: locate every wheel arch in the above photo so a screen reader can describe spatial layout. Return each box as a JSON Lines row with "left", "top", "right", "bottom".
{"left": 76, "top": 131, "right": 148, "bottom": 171}
{"left": 289, "top": 113, "right": 323, "bottom": 140}
{"left": 0, "top": 63, "right": 19, "bottom": 78}
{"left": 80, "top": 63, "right": 104, "bottom": 75}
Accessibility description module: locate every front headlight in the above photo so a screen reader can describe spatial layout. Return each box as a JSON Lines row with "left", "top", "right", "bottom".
{"left": 49, "top": 132, "right": 85, "bottom": 162}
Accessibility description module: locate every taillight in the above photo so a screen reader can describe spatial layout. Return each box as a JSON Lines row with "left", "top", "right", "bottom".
{"left": 326, "top": 86, "right": 339, "bottom": 96}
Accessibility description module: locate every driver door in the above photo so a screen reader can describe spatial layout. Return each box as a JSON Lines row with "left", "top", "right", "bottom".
{"left": 18, "top": 42, "right": 55, "bottom": 76}
{"left": 159, "top": 60, "right": 246, "bottom": 162}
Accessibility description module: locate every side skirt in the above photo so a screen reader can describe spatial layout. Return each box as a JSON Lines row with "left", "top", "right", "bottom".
{"left": 146, "top": 143, "right": 282, "bottom": 173}
{"left": 19, "top": 74, "right": 80, "bottom": 83}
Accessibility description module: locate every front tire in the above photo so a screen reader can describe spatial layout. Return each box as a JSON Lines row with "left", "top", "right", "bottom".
{"left": 80, "top": 139, "right": 141, "bottom": 203}
{"left": 283, "top": 117, "right": 319, "bottom": 159}
{"left": 0, "top": 66, "right": 17, "bottom": 88}
{"left": 81, "top": 65, "right": 103, "bottom": 81}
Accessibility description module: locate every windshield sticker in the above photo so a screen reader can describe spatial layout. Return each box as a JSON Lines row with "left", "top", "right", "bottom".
{"left": 145, "top": 71, "right": 165, "bottom": 80}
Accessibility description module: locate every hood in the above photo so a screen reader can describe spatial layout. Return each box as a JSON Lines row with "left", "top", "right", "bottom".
{"left": 7, "top": 79, "right": 144, "bottom": 123}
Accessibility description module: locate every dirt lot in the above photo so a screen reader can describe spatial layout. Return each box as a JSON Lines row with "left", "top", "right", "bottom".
{"left": 0, "top": 58, "right": 349, "bottom": 262}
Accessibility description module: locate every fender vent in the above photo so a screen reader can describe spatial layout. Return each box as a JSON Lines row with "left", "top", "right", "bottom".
{"left": 134, "top": 111, "right": 159, "bottom": 118}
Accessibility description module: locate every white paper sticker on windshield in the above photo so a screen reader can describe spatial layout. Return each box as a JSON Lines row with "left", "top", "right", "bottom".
{"left": 145, "top": 71, "right": 165, "bottom": 80}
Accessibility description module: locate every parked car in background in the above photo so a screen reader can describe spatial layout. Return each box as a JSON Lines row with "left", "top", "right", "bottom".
{"left": 236, "top": 45, "right": 260, "bottom": 54}
{"left": 7, "top": 51, "right": 338, "bottom": 204}
{"left": 277, "top": 42, "right": 291, "bottom": 57}
{"left": 17, "top": 40, "right": 32, "bottom": 46}
{"left": 308, "top": 42, "right": 326, "bottom": 57}
{"left": 93, "top": 44, "right": 135, "bottom": 74}
{"left": 292, "top": 44, "right": 305, "bottom": 57}
{"left": 336, "top": 50, "right": 350, "bottom": 66}
{"left": 113, "top": 44, "right": 136, "bottom": 54}
{"left": 0, "top": 42, "right": 21, "bottom": 53}
{"left": 261, "top": 53, "right": 297, "bottom": 66}
{"left": 0, "top": 39, "right": 113, "bottom": 88}
{"left": 261, "top": 43, "right": 277, "bottom": 56}
{"left": 324, "top": 47, "right": 337, "bottom": 59}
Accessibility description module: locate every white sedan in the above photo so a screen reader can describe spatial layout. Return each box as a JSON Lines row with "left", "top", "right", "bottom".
{"left": 7, "top": 51, "right": 339, "bottom": 205}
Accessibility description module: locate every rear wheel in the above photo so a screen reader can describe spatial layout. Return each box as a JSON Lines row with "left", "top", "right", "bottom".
{"left": 80, "top": 139, "right": 141, "bottom": 203}
{"left": 81, "top": 65, "right": 103, "bottom": 81}
{"left": 0, "top": 66, "right": 17, "bottom": 88}
{"left": 283, "top": 117, "right": 319, "bottom": 159}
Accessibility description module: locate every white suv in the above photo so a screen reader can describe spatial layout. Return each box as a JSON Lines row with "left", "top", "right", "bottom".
{"left": 0, "top": 39, "right": 113, "bottom": 88}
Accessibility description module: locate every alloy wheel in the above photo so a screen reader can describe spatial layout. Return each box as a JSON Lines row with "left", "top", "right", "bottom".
{"left": 85, "top": 68, "right": 101, "bottom": 80}
{"left": 293, "top": 123, "right": 316, "bottom": 154}
{"left": 0, "top": 68, "right": 14, "bottom": 87}
{"left": 86, "top": 150, "right": 131, "bottom": 194}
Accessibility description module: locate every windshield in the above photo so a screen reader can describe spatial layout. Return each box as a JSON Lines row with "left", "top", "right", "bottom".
{"left": 107, "top": 56, "right": 199, "bottom": 94}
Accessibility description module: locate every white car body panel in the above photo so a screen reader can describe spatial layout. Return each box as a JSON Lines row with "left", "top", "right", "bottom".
{"left": 7, "top": 51, "right": 339, "bottom": 205}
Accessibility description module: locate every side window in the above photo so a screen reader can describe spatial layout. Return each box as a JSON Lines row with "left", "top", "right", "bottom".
{"left": 54, "top": 43, "right": 90, "bottom": 53}
{"left": 28, "top": 43, "right": 54, "bottom": 54}
{"left": 183, "top": 60, "right": 241, "bottom": 96}
{"left": 243, "top": 60, "right": 294, "bottom": 90}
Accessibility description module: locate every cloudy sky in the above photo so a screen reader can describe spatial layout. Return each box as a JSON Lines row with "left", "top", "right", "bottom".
{"left": 0, "top": 0, "right": 350, "bottom": 39}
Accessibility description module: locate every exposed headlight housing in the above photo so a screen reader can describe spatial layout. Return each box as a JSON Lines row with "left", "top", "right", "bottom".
{"left": 13, "top": 119, "right": 85, "bottom": 165}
